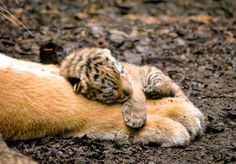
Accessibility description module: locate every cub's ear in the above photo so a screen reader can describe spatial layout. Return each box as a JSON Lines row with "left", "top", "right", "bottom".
{"left": 102, "top": 49, "right": 124, "bottom": 74}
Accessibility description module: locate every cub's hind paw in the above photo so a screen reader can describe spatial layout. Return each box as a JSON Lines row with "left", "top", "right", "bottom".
{"left": 143, "top": 71, "right": 175, "bottom": 99}
{"left": 122, "top": 98, "right": 147, "bottom": 128}
{"left": 144, "top": 82, "right": 175, "bottom": 99}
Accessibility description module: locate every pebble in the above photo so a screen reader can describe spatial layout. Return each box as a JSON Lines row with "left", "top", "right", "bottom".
{"left": 135, "top": 45, "right": 149, "bottom": 53}
{"left": 110, "top": 33, "right": 125, "bottom": 45}
{"left": 90, "top": 26, "right": 104, "bottom": 38}
{"left": 186, "top": 30, "right": 210, "bottom": 40}
{"left": 174, "top": 38, "right": 186, "bottom": 46}
{"left": 109, "top": 30, "right": 128, "bottom": 46}
{"left": 139, "top": 37, "right": 151, "bottom": 46}
{"left": 195, "top": 31, "right": 210, "bottom": 39}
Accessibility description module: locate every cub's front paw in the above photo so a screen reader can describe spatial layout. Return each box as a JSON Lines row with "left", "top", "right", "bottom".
{"left": 122, "top": 98, "right": 147, "bottom": 128}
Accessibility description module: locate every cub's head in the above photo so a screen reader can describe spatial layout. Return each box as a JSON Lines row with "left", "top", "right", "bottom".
{"left": 85, "top": 48, "right": 133, "bottom": 104}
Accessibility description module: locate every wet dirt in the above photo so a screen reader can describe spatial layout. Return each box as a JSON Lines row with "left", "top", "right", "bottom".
{"left": 0, "top": 0, "right": 235, "bottom": 163}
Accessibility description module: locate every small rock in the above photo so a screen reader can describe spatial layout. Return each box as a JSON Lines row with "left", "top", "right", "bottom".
{"left": 139, "top": 37, "right": 151, "bottom": 46}
{"left": 195, "top": 31, "right": 210, "bottom": 39}
{"left": 174, "top": 38, "right": 186, "bottom": 46}
{"left": 109, "top": 29, "right": 128, "bottom": 37}
{"left": 90, "top": 26, "right": 104, "bottom": 38}
{"left": 186, "top": 30, "right": 210, "bottom": 40}
{"left": 58, "top": 151, "right": 63, "bottom": 155}
{"left": 135, "top": 45, "right": 149, "bottom": 53}
{"left": 110, "top": 33, "right": 125, "bottom": 46}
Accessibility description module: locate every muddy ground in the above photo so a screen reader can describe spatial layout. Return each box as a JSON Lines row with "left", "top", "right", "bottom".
{"left": 0, "top": 0, "right": 235, "bottom": 163}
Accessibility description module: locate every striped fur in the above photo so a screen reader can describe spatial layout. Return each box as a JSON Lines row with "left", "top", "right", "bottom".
{"left": 60, "top": 48, "right": 133, "bottom": 104}
{"left": 59, "top": 48, "right": 186, "bottom": 129}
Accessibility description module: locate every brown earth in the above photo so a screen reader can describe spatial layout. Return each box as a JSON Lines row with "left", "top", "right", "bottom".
{"left": 0, "top": 0, "right": 235, "bottom": 163}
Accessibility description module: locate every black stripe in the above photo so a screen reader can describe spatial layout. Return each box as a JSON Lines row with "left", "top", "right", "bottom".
{"left": 93, "top": 74, "right": 99, "bottom": 81}
{"left": 94, "top": 66, "right": 99, "bottom": 73}
{"left": 85, "top": 69, "right": 89, "bottom": 79}
{"left": 86, "top": 58, "right": 92, "bottom": 72}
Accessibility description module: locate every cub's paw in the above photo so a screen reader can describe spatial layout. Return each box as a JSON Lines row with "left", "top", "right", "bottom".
{"left": 144, "top": 72, "right": 175, "bottom": 99}
{"left": 122, "top": 98, "right": 147, "bottom": 128}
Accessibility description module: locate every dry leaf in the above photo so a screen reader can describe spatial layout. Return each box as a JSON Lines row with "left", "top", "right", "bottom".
{"left": 124, "top": 14, "right": 217, "bottom": 25}
{"left": 85, "top": 4, "right": 97, "bottom": 14}
{"left": 184, "top": 15, "right": 217, "bottom": 24}
{"left": 74, "top": 12, "right": 88, "bottom": 20}
{"left": 225, "top": 31, "right": 235, "bottom": 44}
{"left": 124, "top": 14, "right": 160, "bottom": 24}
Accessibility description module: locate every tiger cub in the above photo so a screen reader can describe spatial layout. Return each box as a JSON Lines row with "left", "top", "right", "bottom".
{"left": 60, "top": 48, "right": 177, "bottom": 128}
{"left": 60, "top": 48, "right": 146, "bottom": 128}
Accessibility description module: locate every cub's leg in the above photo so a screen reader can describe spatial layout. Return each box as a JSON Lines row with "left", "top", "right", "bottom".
{"left": 121, "top": 85, "right": 147, "bottom": 128}
{"left": 120, "top": 63, "right": 150, "bottom": 128}
{"left": 140, "top": 65, "right": 187, "bottom": 99}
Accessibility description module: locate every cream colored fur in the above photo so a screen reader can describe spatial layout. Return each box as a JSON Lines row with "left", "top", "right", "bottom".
{"left": 0, "top": 53, "right": 204, "bottom": 147}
